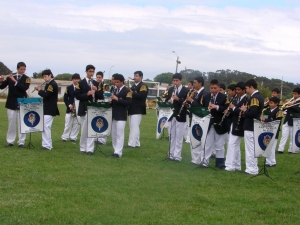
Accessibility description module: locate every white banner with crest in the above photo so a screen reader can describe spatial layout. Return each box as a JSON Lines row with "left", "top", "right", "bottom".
{"left": 87, "top": 106, "right": 112, "bottom": 138}
{"left": 156, "top": 107, "right": 173, "bottom": 139}
{"left": 292, "top": 118, "right": 300, "bottom": 153}
{"left": 190, "top": 114, "right": 211, "bottom": 149}
{"left": 254, "top": 119, "right": 280, "bottom": 158}
{"left": 20, "top": 102, "right": 44, "bottom": 133}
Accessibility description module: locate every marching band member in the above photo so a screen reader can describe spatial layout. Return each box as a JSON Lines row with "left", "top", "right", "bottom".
{"left": 185, "top": 76, "right": 205, "bottom": 164}
{"left": 0, "top": 62, "right": 30, "bottom": 147}
{"left": 201, "top": 79, "right": 229, "bottom": 168}
{"left": 277, "top": 87, "right": 300, "bottom": 154}
{"left": 61, "top": 73, "right": 81, "bottom": 143}
{"left": 75, "top": 65, "right": 103, "bottom": 155}
{"left": 36, "top": 69, "right": 59, "bottom": 150}
{"left": 110, "top": 74, "right": 132, "bottom": 157}
{"left": 262, "top": 97, "right": 283, "bottom": 166}
{"left": 165, "top": 73, "right": 189, "bottom": 161}
{"left": 240, "top": 79, "right": 264, "bottom": 175}
{"left": 219, "top": 83, "right": 226, "bottom": 94}
{"left": 225, "top": 82, "right": 247, "bottom": 171}
{"left": 127, "top": 71, "right": 148, "bottom": 148}
{"left": 184, "top": 80, "right": 194, "bottom": 143}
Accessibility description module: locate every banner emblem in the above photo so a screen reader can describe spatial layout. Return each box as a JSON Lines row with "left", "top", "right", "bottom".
{"left": 295, "top": 130, "right": 300, "bottom": 148}
{"left": 24, "top": 111, "right": 40, "bottom": 127}
{"left": 91, "top": 116, "right": 108, "bottom": 133}
{"left": 192, "top": 124, "right": 202, "bottom": 141}
{"left": 158, "top": 117, "right": 167, "bottom": 134}
{"left": 258, "top": 132, "right": 273, "bottom": 150}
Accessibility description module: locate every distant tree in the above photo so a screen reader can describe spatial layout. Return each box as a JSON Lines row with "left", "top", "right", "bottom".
{"left": 144, "top": 78, "right": 156, "bottom": 88}
{"left": 0, "top": 61, "right": 12, "bottom": 75}
{"left": 154, "top": 72, "right": 173, "bottom": 84}
{"left": 33, "top": 69, "right": 49, "bottom": 78}
{"left": 55, "top": 73, "right": 73, "bottom": 80}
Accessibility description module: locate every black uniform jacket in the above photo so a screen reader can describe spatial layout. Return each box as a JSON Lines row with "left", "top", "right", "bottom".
{"left": 283, "top": 99, "right": 300, "bottom": 126}
{"left": 0, "top": 74, "right": 30, "bottom": 110}
{"left": 38, "top": 79, "right": 59, "bottom": 116}
{"left": 111, "top": 86, "right": 132, "bottom": 121}
{"left": 231, "top": 95, "right": 248, "bottom": 137}
{"left": 75, "top": 78, "right": 104, "bottom": 116}
{"left": 202, "top": 92, "right": 229, "bottom": 135}
{"left": 165, "top": 85, "right": 189, "bottom": 122}
{"left": 264, "top": 106, "right": 283, "bottom": 139}
{"left": 190, "top": 88, "right": 206, "bottom": 107}
{"left": 128, "top": 82, "right": 148, "bottom": 115}
{"left": 64, "top": 84, "right": 76, "bottom": 113}
{"left": 243, "top": 91, "right": 264, "bottom": 131}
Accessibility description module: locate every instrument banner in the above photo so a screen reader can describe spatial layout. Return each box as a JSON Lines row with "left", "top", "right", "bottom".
{"left": 19, "top": 102, "right": 44, "bottom": 133}
{"left": 87, "top": 106, "right": 112, "bottom": 138}
{"left": 292, "top": 118, "right": 300, "bottom": 153}
{"left": 190, "top": 114, "right": 211, "bottom": 149}
{"left": 254, "top": 119, "right": 280, "bottom": 158}
{"left": 156, "top": 107, "right": 173, "bottom": 139}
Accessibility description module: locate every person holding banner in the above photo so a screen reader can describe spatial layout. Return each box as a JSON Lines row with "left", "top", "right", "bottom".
{"left": 262, "top": 97, "right": 283, "bottom": 166}
{"left": 165, "top": 73, "right": 189, "bottom": 162}
{"left": 127, "top": 71, "right": 148, "bottom": 148}
{"left": 35, "top": 69, "right": 60, "bottom": 150}
{"left": 185, "top": 76, "right": 205, "bottom": 164}
{"left": 225, "top": 82, "right": 247, "bottom": 172}
{"left": 201, "top": 79, "right": 229, "bottom": 168}
{"left": 240, "top": 79, "right": 264, "bottom": 175}
{"left": 0, "top": 62, "right": 30, "bottom": 147}
{"left": 110, "top": 74, "right": 132, "bottom": 157}
{"left": 76, "top": 65, "right": 103, "bottom": 155}
{"left": 277, "top": 87, "right": 300, "bottom": 154}
{"left": 61, "top": 73, "right": 81, "bottom": 143}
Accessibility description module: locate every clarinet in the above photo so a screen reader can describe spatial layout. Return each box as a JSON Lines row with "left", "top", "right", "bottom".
{"left": 217, "top": 95, "right": 238, "bottom": 126}
{"left": 235, "top": 96, "right": 248, "bottom": 131}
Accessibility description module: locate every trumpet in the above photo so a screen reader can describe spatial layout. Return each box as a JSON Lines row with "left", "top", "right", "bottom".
{"left": 177, "top": 89, "right": 195, "bottom": 117}
{"left": 161, "top": 88, "right": 169, "bottom": 98}
{"left": 264, "top": 97, "right": 269, "bottom": 107}
{"left": 32, "top": 81, "right": 47, "bottom": 93}
{"left": 71, "top": 103, "right": 77, "bottom": 117}
{"left": 261, "top": 107, "right": 268, "bottom": 121}
{"left": 280, "top": 97, "right": 299, "bottom": 110}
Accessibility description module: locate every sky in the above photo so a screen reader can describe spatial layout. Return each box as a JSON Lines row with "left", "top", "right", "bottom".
{"left": 0, "top": 0, "right": 299, "bottom": 82}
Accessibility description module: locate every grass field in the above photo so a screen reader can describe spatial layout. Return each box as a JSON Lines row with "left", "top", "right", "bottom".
{"left": 0, "top": 102, "right": 300, "bottom": 225}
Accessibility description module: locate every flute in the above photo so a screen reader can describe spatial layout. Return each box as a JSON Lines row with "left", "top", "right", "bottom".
{"left": 32, "top": 81, "right": 47, "bottom": 93}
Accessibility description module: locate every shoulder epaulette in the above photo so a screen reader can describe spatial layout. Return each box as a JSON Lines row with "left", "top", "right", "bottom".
{"left": 64, "top": 89, "right": 68, "bottom": 94}
{"left": 126, "top": 91, "right": 132, "bottom": 98}
{"left": 25, "top": 78, "right": 31, "bottom": 84}
{"left": 250, "top": 98, "right": 259, "bottom": 107}
{"left": 225, "top": 96, "right": 230, "bottom": 104}
{"left": 276, "top": 110, "right": 284, "bottom": 118}
{"left": 47, "top": 85, "right": 53, "bottom": 92}
{"left": 140, "top": 84, "right": 147, "bottom": 92}
{"left": 75, "top": 84, "right": 80, "bottom": 89}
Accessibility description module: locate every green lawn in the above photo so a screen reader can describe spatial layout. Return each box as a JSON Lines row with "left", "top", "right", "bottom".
{"left": 0, "top": 102, "right": 299, "bottom": 225}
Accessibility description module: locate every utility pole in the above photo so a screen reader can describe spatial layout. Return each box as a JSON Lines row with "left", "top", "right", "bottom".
{"left": 172, "top": 51, "right": 181, "bottom": 73}
{"left": 109, "top": 65, "right": 114, "bottom": 79}
{"left": 280, "top": 76, "right": 283, "bottom": 99}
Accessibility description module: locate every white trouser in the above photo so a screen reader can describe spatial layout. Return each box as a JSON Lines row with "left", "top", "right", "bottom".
{"left": 112, "top": 120, "right": 126, "bottom": 157}
{"left": 225, "top": 125, "right": 242, "bottom": 171}
{"left": 128, "top": 114, "right": 142, "bottom": 147}
{"left": 6, "top": 109, "right": 26, "bottom": 145}
{"left": 42, "top": 115, "right": 54, "bottom": 150}
{"left": 61, "top": 113, "right": 80, "bottom": 141}
{"left": 266, "top": 139, "right": 278, "bottom": 166}
{"left": 278, "top": 122, "right": 293, "bottom": 153}
{"left": 97, "top": 137, "right": 107, "bottom": 144}
{"left": 184, "top": 115, "right": 190, "bottom": 143}
{"left": 201, "top": 126, "right": 226, "bottom": 165}
{"left": 244, "top": 130, "right": 258, "bottom": 175}
{"left": 190, "top": 143, "right": 202, "bottom": 164}
{"left": 80, "top": 115, "right": 94, "bottom": 153}
{"left": 168, "top": 117, "right": 185, "bottom": 161}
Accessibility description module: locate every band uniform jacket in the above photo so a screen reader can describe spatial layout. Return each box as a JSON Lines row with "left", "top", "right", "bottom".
{"left": 38, "top": 79, "right": 60, "bottom": 116}
{"left": 264, "top": 106, "right": 283, "bottom": 139}
{"left": 202, "top": 92, "right": 229, "bottom": 135}
{"left": 231, "top": 95, "right": 248, "bottom": 137}
{"left": 75, "top": 79, "right": 104, "bottom": 116}
{"left": 165, "top": 86, "right": 189, "bottom": 122}
{"left": 190, "top": 88, "right": 206, "bottom": 107}
{"left": 111, "top": 86, "right": 132, "bottom": 121}
{"left": 64, "top": 84, "right": 76, "bottom": 113}
{"left": 243, "top": 91, "right": 264, "bottom": 131}
{"left": 128, "top": 82, "right": 148, "bottom": 115}
{"left": 283, "top": 99, "right": 300, "bottom": 126}
{"left": 0, "top": 74, "right": 30, "bottom": 110}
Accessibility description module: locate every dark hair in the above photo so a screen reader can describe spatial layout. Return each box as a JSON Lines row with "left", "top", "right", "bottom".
{"left": 17, "top": 62, "right": 26, "bottom": 69}
{"left": 86, "top": 64, "right": 95, "bottom": 72}
{"left": 271, "top": 88, "right": 280, "bottom": 94}
{"left": 235, "top": 82, "right": 245, "bottom": 90}
{"left": 114, "top": 74, "right": 125, "bottom": 83}
{"left": 194, "top": 76, "right": 204, "bottom": 86}
{"left": 219, "top": 83, "right": 226, "bottom": 90}
{"left": 245, "top": 79, "right": 257, "bottom": 89}
{"left": 269, "top": 96, "right": 279, "bottom": 104}
{"left": 188, "top": 80, "right": 193, "bottom": 86}
{"left": 42, "top": 69, "right": 54, "bottom": 78}
{"left": 96, "top": 71, "right": 104, "bottom": 77}
{"left": 227, "top": 84, "right": 236, "bottom": 91}
{"left": 134, "top": 71, "right": 143, "bottom": 78}
{"left": 292, "top": 87, "right": 300, "bottom": 94}
{"left": 210, "top": 79, "right": 219, "bottom": 85}
{"left": 173, "top": 73, "right": 182, "bottom": 80}
{"left": 72, "top": 73, "right": 80, "bottom": 80}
